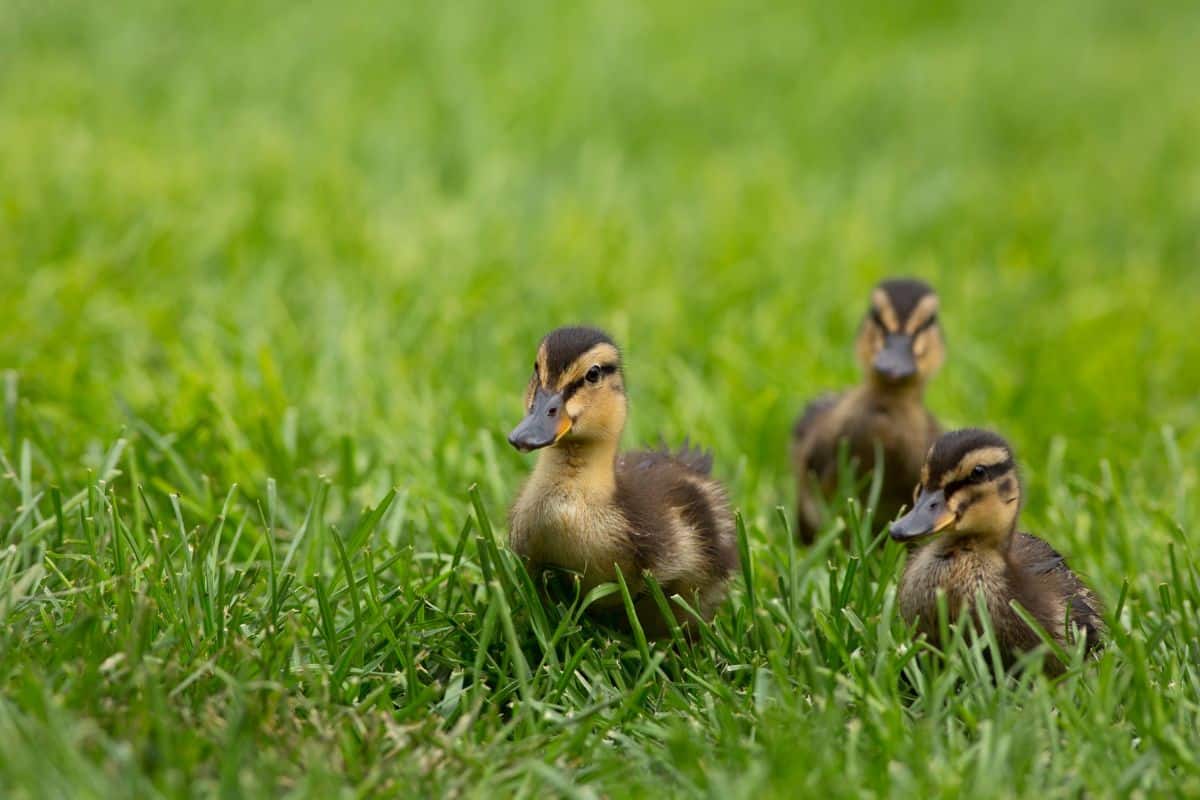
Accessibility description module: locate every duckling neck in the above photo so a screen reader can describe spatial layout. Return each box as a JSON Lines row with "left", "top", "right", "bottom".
{"left": 927, "top": 526, "right": 1016, "bottom": 561}
{"left": 532, "top": 438, "right": 619, "bottom": 496}
{"left": 863, "top": 376, "right": 925, "bottom": 404}
{"left": 997, "top": 523, "right": 1019, "bottom": 560}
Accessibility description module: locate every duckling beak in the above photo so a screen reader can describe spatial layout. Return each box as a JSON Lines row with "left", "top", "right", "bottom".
{"left": 873, "top": 334, "right": 917, "bottom": 382}
{"left": 507, "top": 388, "right": 572, "bottom": 452}
{"left": 890, "top": 489, "right": 956, "bottom": 541}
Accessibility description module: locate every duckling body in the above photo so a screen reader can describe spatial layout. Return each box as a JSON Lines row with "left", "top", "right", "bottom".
{"left": 899, "top": 532, "right": 1103, "bottom": 664}
{"left": 508, "top": 327, "right": 738, "bottom": 635}
{"left": 891, "top": 429, "right": 1104, "bottom": 673}
{"left": 792, "top": 279, "right": 945, "bottom": 543}
{"left": 793, "top": 385, "right": 939, "bottom": 542}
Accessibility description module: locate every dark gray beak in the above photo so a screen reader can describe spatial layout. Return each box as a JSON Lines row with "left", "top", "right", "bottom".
{"left": 508, "top": 388, "right": 570, "bottom": 452}
{"left": 890, "top": 488, "right": 955, "bottom": 541}
{"left": 873, "top": 334, "right": 917, "bottom": 381}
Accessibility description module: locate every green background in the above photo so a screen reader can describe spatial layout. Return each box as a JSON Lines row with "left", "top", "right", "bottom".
{"left": 2, "top": 0, "right": 1198, "bottom": 797}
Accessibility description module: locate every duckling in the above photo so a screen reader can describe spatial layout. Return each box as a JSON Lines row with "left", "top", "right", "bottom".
{"left": 791, "top": 278, "right": 945, "bottom": 543}
{"left": 507, "top": 326, "right": 739, "bottom": 637}
{"left": 891, "top": 429, "right": 1104, "bottom": 674}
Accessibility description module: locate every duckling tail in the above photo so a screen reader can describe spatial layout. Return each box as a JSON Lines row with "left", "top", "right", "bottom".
{"left": 672, "top": 436, "right": 714, "bottom": 475}
{"left": 624, "top": 438, "right": 715, "bottom": 475}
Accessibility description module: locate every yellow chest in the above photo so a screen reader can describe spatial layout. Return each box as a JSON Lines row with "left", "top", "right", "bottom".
{"left": 899, "top": 545, "right": 1009, "bottom": 623}
{"left": 510, "top": 480, "right": 631, "bottom": 588}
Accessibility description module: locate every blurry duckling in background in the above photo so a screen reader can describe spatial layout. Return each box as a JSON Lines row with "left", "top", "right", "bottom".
{"left": 891, "top": 429, "right": 1104, "bottom": 675}
{"left": 791, "top": 278, "right": 945, "bottom": 544}
{"left": 507, "top": 326, "right": 739, "bottom": 637}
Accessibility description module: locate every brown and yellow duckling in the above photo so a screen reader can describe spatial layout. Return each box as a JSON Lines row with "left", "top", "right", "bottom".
{"left": 507, "top": 326, "right": 739, "bottom": 636}
{"left": 791, "top": 278, "right": 945, "bottom": 543}
{"left": 891, "top": 429, "right": 1104, "bottom": 674}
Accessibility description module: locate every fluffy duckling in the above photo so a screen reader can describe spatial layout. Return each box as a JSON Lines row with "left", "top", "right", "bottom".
{"left": 791, "top": 278, "right": 945, "bottom": 543}
{"left": 507, "top": 326, "right": 739, "bottom": 636}
{"left": 891, "top": 429, "right": 1104, "bottom": 674}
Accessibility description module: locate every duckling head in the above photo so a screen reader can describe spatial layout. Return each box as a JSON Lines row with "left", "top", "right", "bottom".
{"left": 890, "top": 428, "right": 1021, "bottom": 545}
{"left": 855, "top": 278, "right": 944, "bottom": 387}
{"left": 508, "top": 326, "right": 626, "bottom": 453}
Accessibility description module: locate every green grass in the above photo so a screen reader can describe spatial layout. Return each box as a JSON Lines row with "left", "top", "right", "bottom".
{"left": 3, "top": 0, "right": 1200, "bottom": 796}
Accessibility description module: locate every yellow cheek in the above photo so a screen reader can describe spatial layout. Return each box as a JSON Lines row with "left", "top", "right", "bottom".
{"left": 923, "top": 335, "right": 945, "bottom": 368}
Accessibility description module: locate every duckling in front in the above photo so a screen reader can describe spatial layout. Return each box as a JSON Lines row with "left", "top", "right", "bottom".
{"left": 791, "top": 278, "right": 945, "bottom": 544}
{"left": 891, "top": 429, "right": 1104, "bottom": 674}
{"left": 507, "top": 326, "right": 739, "bottom": 637}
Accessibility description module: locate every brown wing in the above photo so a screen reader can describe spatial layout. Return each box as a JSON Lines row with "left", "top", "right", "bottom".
{"left": 792, "top": 392, "right": 840, "bottom": 443}
{"left": 791, "top": 392, "right": 842, "bottom": 543}
{"left": 1011, "top": 533, "right": 1106, "bottom": 653}
{"left": 925, "top": 409, "right": 943, "bottom": 440}
{"left": 616, "top": 443, "right": 738, "bottom": 578}
{"left": 621, "top": 438, "right": 713, "bottom": 476}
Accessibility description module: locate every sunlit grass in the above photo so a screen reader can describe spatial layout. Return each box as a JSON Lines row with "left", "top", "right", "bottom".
{"left": 2, "top": 0, "right": 1199, "bottom": 796}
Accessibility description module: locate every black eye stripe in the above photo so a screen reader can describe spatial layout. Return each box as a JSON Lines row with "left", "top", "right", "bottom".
{"left": 561, "top": 363, "right": 619, "bottom": 402}
{"left": 869, "top": 308, "right": 888, "bottom": 331}
{"left": 912, "top": 313, "right": 938, "bottom": 335}
{"left": 942, "top": 478, "right": 968, "bottom": 498}
{"left": 562, "top": 378, "right": 585, "bottom": 402}
{"left": 943, "top": 459, "right": 1013, "bottom": 497}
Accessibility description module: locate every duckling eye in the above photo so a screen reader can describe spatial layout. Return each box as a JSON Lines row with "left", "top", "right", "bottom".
{"left": 913, "top": 313, "right": 939, "bottom": 334}
{"left": 585, "top": 366, "right": 602, "bottom": 384}
{"left": 971, "top": 465, "right": 987, "bottom": 480}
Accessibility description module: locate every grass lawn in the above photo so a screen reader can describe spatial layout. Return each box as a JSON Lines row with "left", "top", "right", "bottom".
{"left": 3, "top": 0, "right": 1200, "bottom": 796}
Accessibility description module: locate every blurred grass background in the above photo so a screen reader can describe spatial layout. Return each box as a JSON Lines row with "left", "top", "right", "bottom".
{"left": 2, "top": 0, "right": 1199, "bottom": 796}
